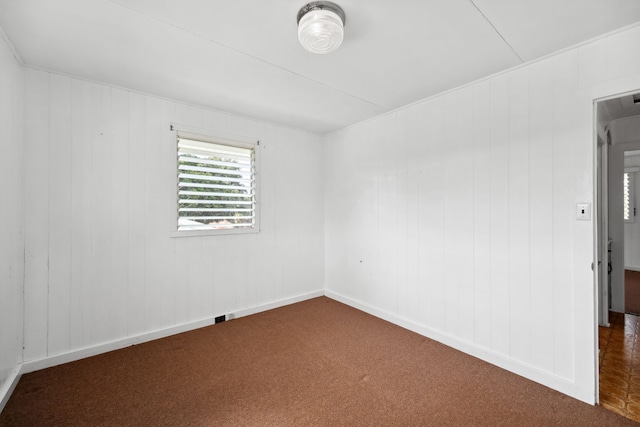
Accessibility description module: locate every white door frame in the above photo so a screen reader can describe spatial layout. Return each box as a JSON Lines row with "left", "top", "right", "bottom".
{"left": 593, "top": 89, "right": 640, "bottom": 405}
{"left": 596, "top": 123, "right": 610, "bottom": 328}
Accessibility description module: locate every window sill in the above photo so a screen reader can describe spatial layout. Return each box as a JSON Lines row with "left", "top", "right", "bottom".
{"left": 169, "top": 227, "right": 259, "bottom": 238}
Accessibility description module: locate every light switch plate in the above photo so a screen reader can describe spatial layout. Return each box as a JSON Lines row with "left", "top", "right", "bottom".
{"left": 576, "top": 203, "right": 591, "bottom": 221}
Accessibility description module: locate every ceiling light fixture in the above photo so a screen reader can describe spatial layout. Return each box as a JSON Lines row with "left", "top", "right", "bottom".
{"left": 297, "top": 1, "right": 345, "bottom": 54}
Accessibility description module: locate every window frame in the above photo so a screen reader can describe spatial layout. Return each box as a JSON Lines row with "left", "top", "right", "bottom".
{"left": 170, "top": 124, "right": 260, "bottom": 238}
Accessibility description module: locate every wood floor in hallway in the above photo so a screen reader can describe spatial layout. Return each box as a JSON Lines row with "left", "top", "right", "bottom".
{"left": 599, "top": 311, "right": 640, "bottom": 422}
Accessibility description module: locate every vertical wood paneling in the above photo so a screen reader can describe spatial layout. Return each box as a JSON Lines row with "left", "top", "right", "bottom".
{"left": 442, "top": 93, "right": 459, "bottom": 337}
{"left": 551, "top": 51, "right": 577, "bottom": 380}
{"left": 441, "top": 87, "right": 475, "bottom": 340}
{"left": 143, "top": 96, "right": 164, "bottom": 331}
{"left": 160, "top": 100, "right": 178, "bottom": 325}
{"left": 173, "top": 237, "right": 190, "bottom": 323}
{"left": 188, "top": 238, "right": 204, "bottom": 320}
{"left": 334, "top": 126, "right": 354, "bottom": 302}
{"left": 23, "top": 69, "right": 50, "bottom": 360}
{"left": 324, "top": 24, "right": 640, "bottom": 401}
{"left": 323, "top": 137, "right": 342, "bottom": 297}
{"left": 333, "top": 126, "right": 355, "bottom": 302}
{"left": 346, "top": 125, "right": 372, "bottom": 305}
{"left": 376, "top": 114, "right": 399, "bottom": 313}
{"left": 207, "top": 239, "right": 224, "bottom": 315}
{"left": 68, "top": 80, "right": 83, "bottom": 350}
{"left": 454, "top": 87, "right": 475, "bottom": 343}
{"left": 269, "top": 134, "right": 300, "bottom": 305}
{"left": 221, "top": 236, "right": 241, "bottom": 308}
{"left": 89, "top": 84, "right": 112, "bottom": 345}
{"left": 227, "top": 237, "right": 245, "bottom": 308}
{"left": 606, "top": 25, "right": 640, "bottom": 81}
{"left": 199, "top": 237, "right": 216, "bottom": 317}
{"left": 404, "top": 108, "right": 422, "bottom": 322}
{"left": 418, "top": 99, "right": 446, "bottom": 331}
{"left": 472, "top": 80, "right": 492, "bottom": 349}
{"left": 109, "top": 88, "right": 130, "bottom": 340}
{"left": 488, "top": 74, "right": 511, "bottom": 357}
{"left": 22, "top": 71, "right": 324, "bottom": 364}
{"left": 507, "top": 67, "right": 531, "bottom": 363}
{"left": 158, "top": 100, "right": 177, "bottom": 327}
{"left": 273, "top": 129, "right": 290, "bottom": 302}
{"left": 395, "top": 111, "right": 410, "bottom": 318}
{"left": 252, "top": 126, "right": 278, "bottom": 306}
{"left": 528, "top": 60, "right": 555, "bottom": 372}
{"left": 0, "top": 33, "right": 24, "bottom": 391}
{"left": 47, "top": 74, "right": 72, "bottom": 355}
{"left": 577, "top": 39, "right": 607, "bottom": 89}
{"left": 345, "top": 129, "right": 359, "bottom": 302}
{"left": 362, "top": 125, "right": 380, "bottom": 305}
{"left": 69, "top": 79, "right": 93, "bottom": 349}
{"left": 284, "top": 130, "right": 324, "bottom": 296}
{"left": 126, "top": 91, "right": 146, "bottom": 337}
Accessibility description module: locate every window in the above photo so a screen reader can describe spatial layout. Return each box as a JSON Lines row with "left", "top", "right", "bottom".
{"left": 176, "top": 130, "right": 258, "bottom": 234}
{"left": 624, "top": 171, "right": 635, "bottom": 222}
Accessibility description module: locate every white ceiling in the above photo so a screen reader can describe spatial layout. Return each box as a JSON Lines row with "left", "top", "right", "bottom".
{"left": 602, "top": 92, "right": 640, "bottom": 121}
{"left": 2, "top": 0, "right": 640, "bottom": 134}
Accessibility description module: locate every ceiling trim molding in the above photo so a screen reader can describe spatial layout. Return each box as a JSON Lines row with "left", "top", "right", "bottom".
{"left": 21, "top": 63, "right": 324, "bottom": 137}
{"left": 324, "top": 20, "right": 640, "bottom": 137}
{"left": 0, "top": 24, "right": 24, "bottom": 65}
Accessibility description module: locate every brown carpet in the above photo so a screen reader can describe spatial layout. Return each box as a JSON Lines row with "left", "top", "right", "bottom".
{"left": 626, "top": 270, "right": 640, "bottom": 315}
{"left": 0, "top": 297, "right": 635, "bottom": 426}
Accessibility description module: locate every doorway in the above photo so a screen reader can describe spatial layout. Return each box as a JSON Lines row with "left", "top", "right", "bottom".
{"left": 596, "top": 91, "right": 640, "bottom": 421}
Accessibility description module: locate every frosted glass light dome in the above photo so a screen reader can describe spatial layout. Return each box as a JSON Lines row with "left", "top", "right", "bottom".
{"left": 297, "top": 2, "right": 345, "bottom": 54}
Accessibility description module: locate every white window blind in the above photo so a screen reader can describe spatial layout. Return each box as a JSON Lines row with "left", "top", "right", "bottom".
{"left": 177, "top": 134, "right": 256, "bottom": 232}
{"left": 624, "top": 171, "right": 635, "bottom": 222}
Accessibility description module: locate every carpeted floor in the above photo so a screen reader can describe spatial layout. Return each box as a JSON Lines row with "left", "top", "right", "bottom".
{"left": 1, "top": 297, "right": 636, "bottom": 426}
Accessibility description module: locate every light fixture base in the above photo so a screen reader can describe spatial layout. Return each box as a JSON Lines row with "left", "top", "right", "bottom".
{"left": 297, "top": 1, "right": 345, "bottom": 26}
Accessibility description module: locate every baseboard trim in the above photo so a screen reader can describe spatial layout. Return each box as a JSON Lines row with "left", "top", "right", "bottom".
{"left": 0, "top": 365, "right": 22, "bottom": 414}
{"left": 12, "top": 290, "right": 583, "bottom": 407}
{"left": 324, "top": 290, "right": 586, "bottom": 404}
{"left": 231, "top": 290, "right": 324, "bottom": 319}
{"left": 22, "top": 290, "right": 324, "bottom": 374}
{"left": 625, "top": 265, "right": 640, "bottom": 272}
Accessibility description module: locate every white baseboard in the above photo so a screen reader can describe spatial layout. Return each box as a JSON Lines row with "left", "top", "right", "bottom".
{"left": 625, "top": 265, "right": 640, "bottom": 272}
{"left": 232, "top": 290, "right": 324, "bottom": 319}
{"left": 22, "top": 290, "right": 324, "bottom": 374}
{"left": 324, "top": 289, "right": 588, "bottom": 404}
{"left": 11, "top": 289, "right": 586, "bottom": 408}
{"left": 0, "top": 365, "right": 22, "bottom": 414}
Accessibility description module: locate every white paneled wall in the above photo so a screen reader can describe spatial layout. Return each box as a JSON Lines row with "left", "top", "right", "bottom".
{"left": 0, "top": 33, "right": 24, "bottom": 405}
{"left": 22, "top": 69, "right": 324, "bottom": 364}
{"left": 324, "top": 25, "right": 640, "bottom": 404}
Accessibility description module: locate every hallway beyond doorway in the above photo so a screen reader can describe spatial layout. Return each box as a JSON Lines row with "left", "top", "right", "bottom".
{"left": 626, "top": 270, "right": 640, "bottom": 315}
